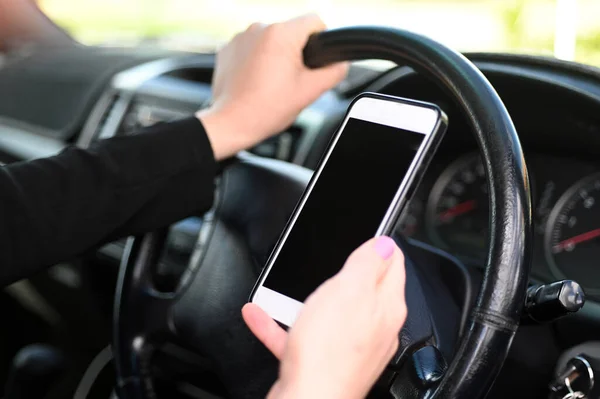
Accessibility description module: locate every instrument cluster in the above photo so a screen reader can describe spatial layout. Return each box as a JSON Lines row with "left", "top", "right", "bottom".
{"left": 398, "top": 151, "right": 600, "bottom": 297}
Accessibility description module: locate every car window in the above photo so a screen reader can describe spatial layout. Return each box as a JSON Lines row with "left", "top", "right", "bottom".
{"left": 39, "top": 0, "right": 600, "bottom": 67}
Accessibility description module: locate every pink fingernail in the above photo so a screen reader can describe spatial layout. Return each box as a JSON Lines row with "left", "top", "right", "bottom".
{"left": 374, "top": 236, "right": 395, "bottom": 260}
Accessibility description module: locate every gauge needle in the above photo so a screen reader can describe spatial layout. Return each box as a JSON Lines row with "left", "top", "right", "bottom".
{"left": 555, "top": 228, "right": 600, "bottom": 251}
{"left": 438, "top": 199, "right": 477, "bottom": 222}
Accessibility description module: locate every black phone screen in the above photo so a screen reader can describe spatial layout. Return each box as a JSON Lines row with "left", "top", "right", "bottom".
{"left": 262, "top": 117, "right": 426, "bottom": 302}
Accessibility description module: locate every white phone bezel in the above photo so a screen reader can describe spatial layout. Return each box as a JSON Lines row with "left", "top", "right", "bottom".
{"left": 252, "top": 95, "right": 444, "bottom": 327}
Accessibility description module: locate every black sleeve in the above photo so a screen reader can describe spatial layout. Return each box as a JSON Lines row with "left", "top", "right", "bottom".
{"left": 0, "top": 117, "right": 217, "bottom": 286}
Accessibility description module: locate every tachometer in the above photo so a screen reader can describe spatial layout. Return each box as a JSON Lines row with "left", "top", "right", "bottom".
{"left": 545, "top": 172, "right": 600, "bottom": 294}
{"left": 426, "top": 154, "right": 489, "bottom": 260}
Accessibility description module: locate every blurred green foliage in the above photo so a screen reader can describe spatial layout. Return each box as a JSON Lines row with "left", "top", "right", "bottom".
{"left": 498, "top": 1, "right": 554, "bottom": 56}
{"left": 41, "top": 0, "right": 600, "bottom": 67}
{"left": 578, "top": 32, "right": 600, "bottom": 66}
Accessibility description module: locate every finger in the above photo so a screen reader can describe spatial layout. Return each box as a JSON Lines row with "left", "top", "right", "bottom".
{"left": 303, "top": 61, "right": 349, "bottom": 92}
{"left": 379, "top": 247, "right": 408, "bottom": 324}
{"left": 241, "top": 303, "right": 288, "bottom": 360}
{"left": 386, "top": 336, "right": 400, "bottom": 361}
{"left": 246, "top": 22, "right": 267, "bottom": 32}
{"left": 288, "top": 13, "right": 347, "bottom": 93}
{"left": 286, "top": 12, "right": 327, "bottom": 33}
{"left": 339, "top": 236, "right": 398, "bottom": 287}
{"left": 380, "top": 245, "right": 406, "bottom": 295}
{"left": 267, "top": 380, "right": 285, "bottom": 398}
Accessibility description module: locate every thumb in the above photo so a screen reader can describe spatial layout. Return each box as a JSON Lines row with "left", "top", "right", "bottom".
{"left": 287, "top": 12, "right": 327, "bottom": 35}
{"left": 242, "top": 303, "right": 288, "bottom": 360}
{"left": 304, "top": 61, "right": 349, "bottom": 93}
{"left": 339, "top": 236, "right": 399, "bottom": 287}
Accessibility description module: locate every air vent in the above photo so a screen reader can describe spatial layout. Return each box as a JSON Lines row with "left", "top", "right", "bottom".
{"left": 96, "top": 93, "right": 129, "bottom": 140}
{"left": 120, "top": 103, "right": 189, "bottom": 134}
{"left": 94, "top": 93, "right": 119, "bottom": 139}
{"left": 77, "top": 91, "right": 128, "bottom": 148}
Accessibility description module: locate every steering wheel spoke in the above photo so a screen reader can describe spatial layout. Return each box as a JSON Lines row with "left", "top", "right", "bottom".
{"left": 113, "top": 232, "right": 178, "bottom": 396}
{"left": 382, "top": 236, "right": 473, "bottom": 396}
{"left": 387, "top": 241, "right": 438, "bottom": 370}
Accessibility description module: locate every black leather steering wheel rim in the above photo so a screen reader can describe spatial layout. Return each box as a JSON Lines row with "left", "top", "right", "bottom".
{"left": 113, "top": 26, "right": 532, "bottom": 399}
{"left": 301, "top": 26, "right": 532, "bottom": 397}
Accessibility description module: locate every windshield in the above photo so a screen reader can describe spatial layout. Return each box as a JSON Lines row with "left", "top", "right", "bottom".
{"left": 40, "top": 0, "right": 600, "bottom": 67}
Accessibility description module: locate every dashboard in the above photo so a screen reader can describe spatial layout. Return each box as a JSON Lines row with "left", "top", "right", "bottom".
{"left": 366, "top": 62, "right": 600, "bottom": 304}
{"left": 2, "top": 49, "right": 600, "bottom": 305}
{"left": 4, "top": 46, "right": 600, "bottom": 397}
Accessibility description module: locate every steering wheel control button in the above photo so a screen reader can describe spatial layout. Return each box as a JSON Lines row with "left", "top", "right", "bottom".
{"left": 523, "top": 280, "right": 585, "bottom": 324}
{"left": 560, "top": 281, "right": 586, "bottom": 312}
{"left": 400, "top": 346, "right": 447, "bottom": 388}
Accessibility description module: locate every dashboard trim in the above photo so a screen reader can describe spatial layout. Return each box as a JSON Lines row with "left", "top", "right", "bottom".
{"left": 77, "top": 54, "right": 215, "bottom": 148}
{"left": 6, "top": 49, "right": 600, "bottom": 313}
{"left": 363, "top": 51, "right": 600, "bottom": 105}
{"left": 475, "top": 62, "right": 600, "bottom": 103}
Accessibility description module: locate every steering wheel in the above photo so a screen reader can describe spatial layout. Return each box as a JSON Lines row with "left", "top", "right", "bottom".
{"left": 113, "top": 27, "right": 531, "bottom": 399}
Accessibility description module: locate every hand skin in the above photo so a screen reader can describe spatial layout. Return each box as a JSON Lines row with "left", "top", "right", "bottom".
{"left": 242, "top": 236, "right": 408, "bottom": 399}
{"left": 196, "top": 14, "right": 348, "bottom": 161}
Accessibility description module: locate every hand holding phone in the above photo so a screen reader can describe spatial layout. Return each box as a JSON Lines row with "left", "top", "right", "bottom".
{"left": 251, "top": 93, "right": 447, "bottom": 327}
{"left": 243, "top": 236, "right": 407, "bottom": 399}
{"left": 250, "top": 93, "right": 446, "bottom": 326}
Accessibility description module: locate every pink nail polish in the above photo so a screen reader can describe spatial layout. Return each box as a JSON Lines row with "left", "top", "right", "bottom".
{"left": 374, "top": 236, "right": 395, "bottom": 260}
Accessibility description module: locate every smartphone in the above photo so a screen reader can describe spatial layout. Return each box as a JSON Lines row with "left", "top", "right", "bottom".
{"left": 250, "top": 93, "right": 447, "bottom": 327}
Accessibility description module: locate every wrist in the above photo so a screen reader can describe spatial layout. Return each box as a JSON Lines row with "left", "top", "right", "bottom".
{"left": 196, "top": 106, "right": 244, "bottom": 161}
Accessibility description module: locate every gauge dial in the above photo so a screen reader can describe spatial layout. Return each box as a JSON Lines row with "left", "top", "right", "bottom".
{"left": 426, "top": 154, "right": 489, "bottom": 259}
{"left": 545, "top": 172, "right": 600, "bottom": 294}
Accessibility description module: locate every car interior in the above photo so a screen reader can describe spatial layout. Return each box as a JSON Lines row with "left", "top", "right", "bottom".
{"left": 1, "top": 0, "right": 600, "bottom": 398}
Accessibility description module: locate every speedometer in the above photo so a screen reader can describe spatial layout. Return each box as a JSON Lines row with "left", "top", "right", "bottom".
{"left": 545, "top": 172, "right": 600, "bottom": 295}
{"left": 426, "top": 154, "right": 489, "bottom": 260}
